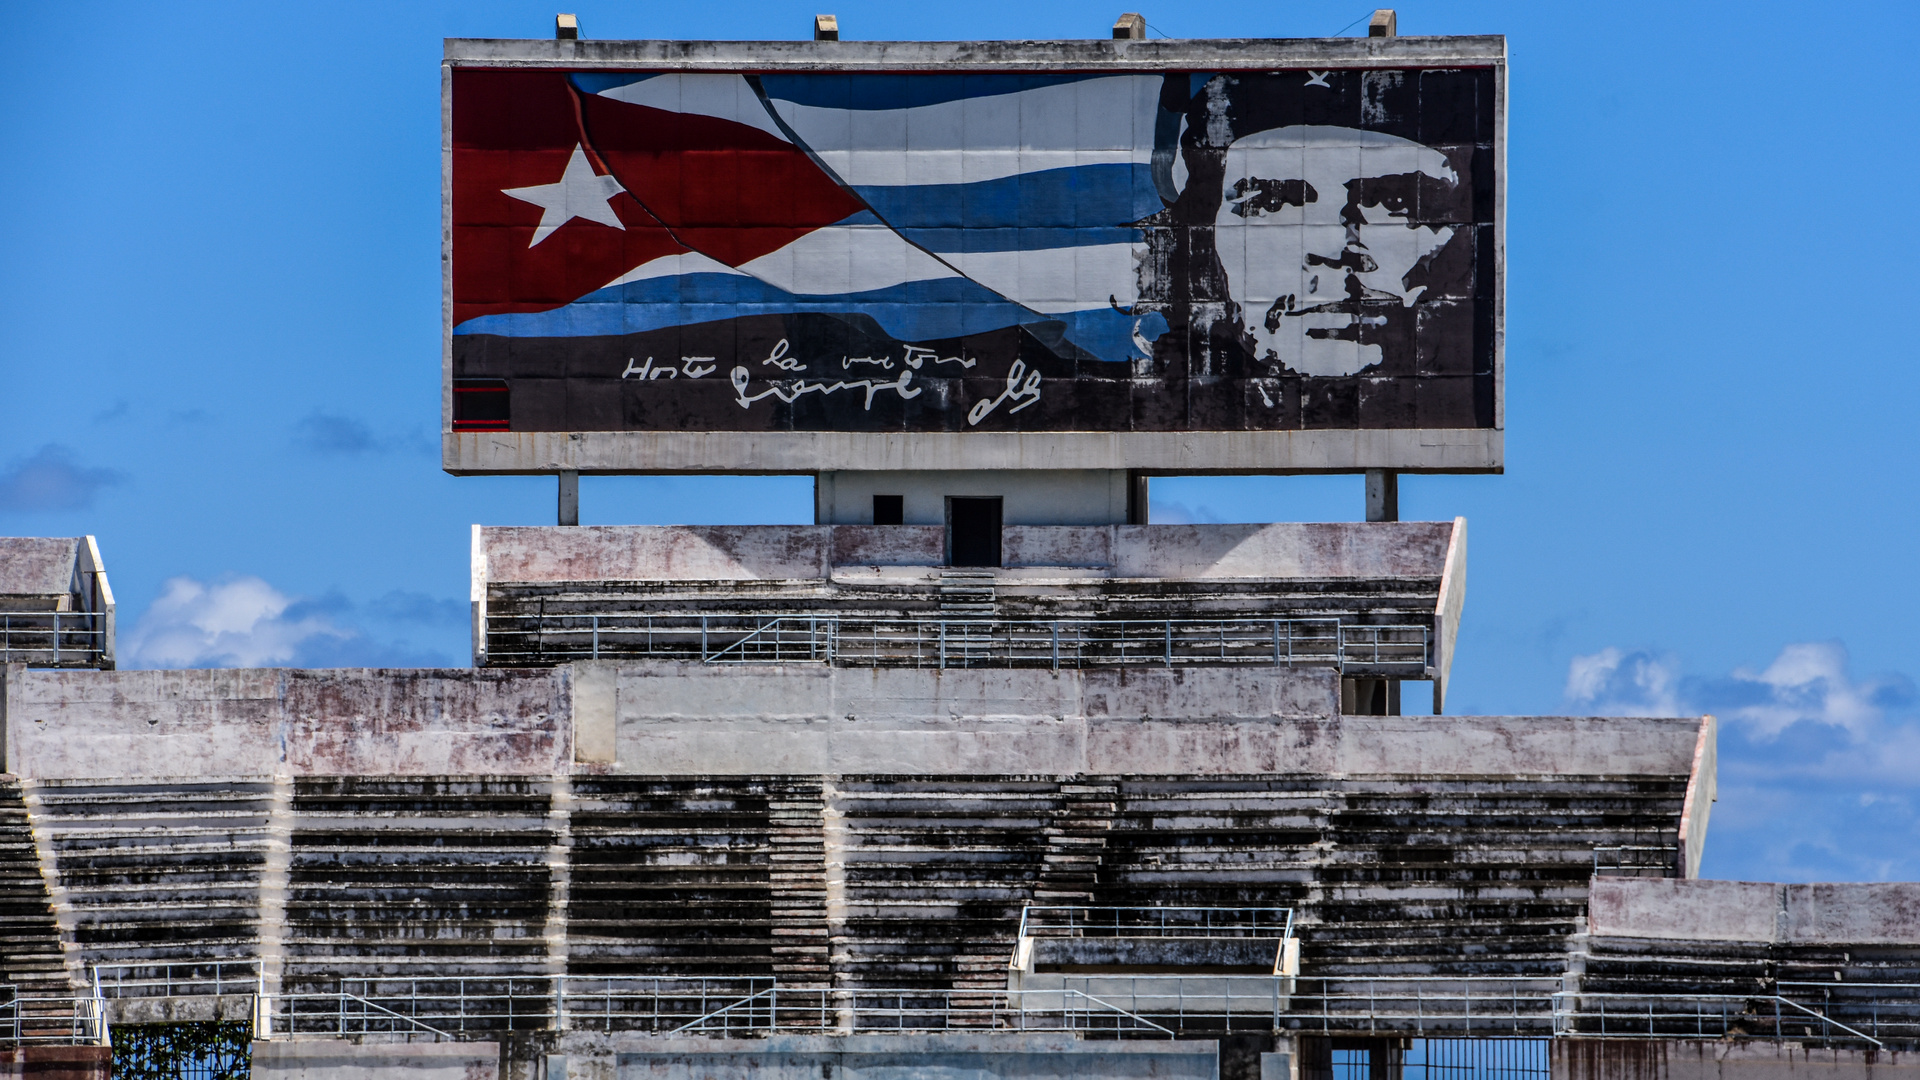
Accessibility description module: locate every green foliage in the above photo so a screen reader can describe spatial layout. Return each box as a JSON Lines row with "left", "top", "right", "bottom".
{"left": 110, "top": 1022, "right": 250, "bottom": 1080}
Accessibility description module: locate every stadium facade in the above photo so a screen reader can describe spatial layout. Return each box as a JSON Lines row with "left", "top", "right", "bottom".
{"left": 3, "top": 12, "right": 1918, "bottom": 1080}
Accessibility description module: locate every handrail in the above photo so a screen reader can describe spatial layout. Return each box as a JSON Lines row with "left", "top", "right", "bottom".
{"left": 1775, "top": 996, "right": 1885, "bottom": 1049}
{"left": 1056, "top": 989, "right": 1176, "bottom": 1037}
{"left": 1552, "top": 991, "right": 1888, "bottom": 1049}
{"left": 340, "top": 993, "right": 457, "bottom": 1040}
{"left": 0, "top": 610, "right": 108, "bottom": 668}
{"left": 1018, "top": 905, "right": 1296, "bottom": 940}
{"left": 667, "top": 987, "right": 778, "bottom": 1035}
{"left": 484, "top": 612, "right": 1429, "bottom": 672}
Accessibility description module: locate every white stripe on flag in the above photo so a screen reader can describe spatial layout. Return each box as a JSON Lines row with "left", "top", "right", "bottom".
{"left": 603, "top": 251, "right": 746, "bottom": 289}
{"left": 767, "top": 75, "right": 1162, "bottom": 188}
{"left": 944, "top": 243, "right": 1142, "bottom": 314}
{"left": 594, "top": 74, "right": 793, "bottom": 144}
{"left": 736, "top": 224, "right": 961, "bottom": 296}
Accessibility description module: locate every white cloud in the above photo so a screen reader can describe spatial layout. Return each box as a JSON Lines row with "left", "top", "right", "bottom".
{"left": 1725, "top": 642, "right": 1885, "bottom": 738}
{"left": 1563, "top": 646, "right": 1684, "bottom": 715}
{"left": 1563, "top": 640, "right": 1920, "bottom": 881}
{"left": 124, "top": 576, "right": 351, "bottom": 668}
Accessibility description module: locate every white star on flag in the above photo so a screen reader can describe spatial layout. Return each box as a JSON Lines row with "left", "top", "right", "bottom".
{"left": 502, "top": 144, "right": 628, "bottom": 247}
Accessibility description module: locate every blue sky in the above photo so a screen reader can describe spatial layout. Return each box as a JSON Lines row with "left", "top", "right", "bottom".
{"left": 3, "top": 1, "right": 1916, "bottom": 882}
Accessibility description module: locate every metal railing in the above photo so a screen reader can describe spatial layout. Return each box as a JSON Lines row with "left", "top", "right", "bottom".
{"left": 32, "top": 974, "right": 1920, "bottom": 1049}
{"left": 273, "top": 981, "right": 1181, "bottom": 1040}
{"left": 0, "top": 990, "right": 109, "bottom": 1046}
{"left": 1769, "top": 982, "right": 1920, "bottom": 1046}
{"left": 486, "top": 613, "right": 1429, "bottom": 673}
{"left": 558, "top": 977, "right": 778, "bottom": 1035}
{"left": 94, "top": 961, "right": 261, "bottom": 999}
{"left": 1290, "top": 977, "right": 1561, "bottom": 1035}
{"left": 0, "top": 610, "right": 108, "bottom": 668}
{"left": 665, "top": 986, "right": 1181, "bottom": 1036}
{"left": 1551, "top": 992, "right": 1887, "bottom": 1048}
{"left": 1591, "top": 846, "right": 1680, "bottom": 878}
{"left": 1018, "top": 905, "right": 1295, "bottom": 941}
{"left": 280, "top": 977, "right": 563, "bottom": 1038}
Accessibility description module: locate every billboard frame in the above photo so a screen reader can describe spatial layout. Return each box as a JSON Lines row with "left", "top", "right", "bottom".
{"left": 442, "top": 34, "right": 1505, "bottom": 476}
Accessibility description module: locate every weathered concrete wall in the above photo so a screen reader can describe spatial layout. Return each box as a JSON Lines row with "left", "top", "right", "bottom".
{"left": 1589, "top": 879, "right": 1920, "bottom": 944}
{"left": 817, "top": 471, "right": 1134, "bottom": 527}
{"left": 1553, "top": 1039, "right": 1920, "bottom": 1080}
{"left": 479, "top": 523, "right": 1457, "bottom": 583}
{"left": 609, "top": 662, "right": 1700, "bottom": 776}
{"left": 600, "top": 1033, "right": 1218, "bottom": 1080}
{"left": 251, "top": 1040, "right": 498, "bottom": 1080}
{"left": 3, "top": 668, "right": 569, "bottom": 779}
{"left": 3, "top": 662, "right": 1702, "bottom": 782}
{"left": 0, "top": 539, "right": 82, "bottom": 602}
{"left": 0, "top": 1045, "right": 110, "bottom": 1080}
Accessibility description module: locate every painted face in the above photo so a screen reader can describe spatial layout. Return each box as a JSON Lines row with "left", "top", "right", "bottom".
{"left": 1214, "top": 126, "right": 1458, "bottom": 377}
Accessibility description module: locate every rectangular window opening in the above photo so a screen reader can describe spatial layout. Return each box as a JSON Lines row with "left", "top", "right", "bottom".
{"left": 872, "top": 494, "right": 904, "bottom": 526}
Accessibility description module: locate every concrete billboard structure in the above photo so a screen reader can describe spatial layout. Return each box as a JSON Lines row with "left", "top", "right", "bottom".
{"left": 443, "top": 34, "right": 1504, "bottom": 476}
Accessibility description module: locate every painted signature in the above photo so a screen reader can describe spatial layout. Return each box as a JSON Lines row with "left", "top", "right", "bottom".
{"left": 621, "top": 356, "right": 717, "bottom": 380}
{"left": 966, "top": 359, "right": 1042, "bottom": 425}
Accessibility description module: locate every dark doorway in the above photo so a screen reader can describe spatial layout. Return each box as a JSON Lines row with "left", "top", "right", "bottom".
{"left": 872, "top": 494, "right": 904, "bottom": 525}
{"left": 946, "top": 497, "right": 1003, "bottom": 567}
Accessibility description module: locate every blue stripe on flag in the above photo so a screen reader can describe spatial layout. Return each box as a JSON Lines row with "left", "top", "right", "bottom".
{"left": 759, "top": 73, "right": 1120, "bottom": 111}
{"left": 852, "top": 165, "right": 1161, "bottom": 232}
{"left": 452, "top": 274, "right": 1166, "bottom": 364}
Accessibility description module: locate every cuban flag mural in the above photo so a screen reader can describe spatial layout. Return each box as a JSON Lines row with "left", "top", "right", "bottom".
{"left": 449, "top": 66, "right": 1496, "bottom": 433}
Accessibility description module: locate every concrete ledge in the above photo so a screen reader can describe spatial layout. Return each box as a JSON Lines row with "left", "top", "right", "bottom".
{"left": 1589, "top": 879, "right": 1920, "bottom": 944}
{"left": 3, "top": 662, "right": 1703, "bottom": 781}
{"left": 0, "top": 1046, "right": 110, "bottom": 1080}
{"left": 614, "top": 663, "right": 1700, "bottom": 776}
{"left": 252, "top": 1040, "right": 498, "bottom": 1080}
{"left": 444, "top": 428, "right": 1503, "bottom": 476}
{"left": 480, "top": 522, "right": 1458, "bottom": 583}
{"left": 446, "top": 35, "right": 1508, "bottom": 70}
{"left": 604, "top": 1033, "right": 1218, "bottom": 1080}
{"left": 1554, "top": 1039, "right": 1920, "bottom": 1080}
{"left": 3, "top": 668, "right": 569, "bottom": 780}
{"left": 106, "top": 994, "right": 251, "bottom": 1025}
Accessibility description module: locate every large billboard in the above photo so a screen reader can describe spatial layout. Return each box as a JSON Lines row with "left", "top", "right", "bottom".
{"left": 444, "top": 37, "right": 1504, "bottom": 474}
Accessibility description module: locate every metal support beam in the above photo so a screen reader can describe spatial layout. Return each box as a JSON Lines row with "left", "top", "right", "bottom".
{"left": 558, "top": 471, "right": 579, "bottom": 527}
{"left": 1365, "top": 470, "right": 1398, "bottom": 523}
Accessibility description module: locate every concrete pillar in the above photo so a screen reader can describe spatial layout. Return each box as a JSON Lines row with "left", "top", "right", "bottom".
{"left": 1365, "top": 470, "right": 1398, "bottom": 522}
{"left": 814, "top": 14, "right": 839, "bottom": 40}
{"left": 1127, "top": 471, "right": 1149, "bottom": 524}
{"left": 1368, "top": 9, "right": 1396, "bottom": 36}
{"left": 1113, "top": 13, "right": 1146, "bottom": 39}
{"left": 558, "top": 471, "right": 579, "bottom": 527}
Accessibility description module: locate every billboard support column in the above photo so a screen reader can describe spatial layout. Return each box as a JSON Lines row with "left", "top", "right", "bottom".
{"left": 558, "top": 471, "right": 579, "bottom": 527}
{"left": 1365, "top": 471, "right": 1399, "bottom": 523}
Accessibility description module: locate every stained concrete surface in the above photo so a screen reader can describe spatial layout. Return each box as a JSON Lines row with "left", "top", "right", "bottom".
{"left": 605, "top": 1034, "right": 1218, "bottom": 1080}
{"left": 1554, "top": 1040, "right": 1920, "bottom": 1080}
{"left": 1589, "top": 880, "right": 1920, "bottom": 945}
{"left": 0, "top": 540, "right": 82, "bottom": 602}
{"left": 2, "top": 667, "right": 569, "bottom": 779}
{"left": 251, "top": 1040, "right": 498, "bottom": 1080}
{"left": 478, "top": 523, "right": 1458, "bottom": 584}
